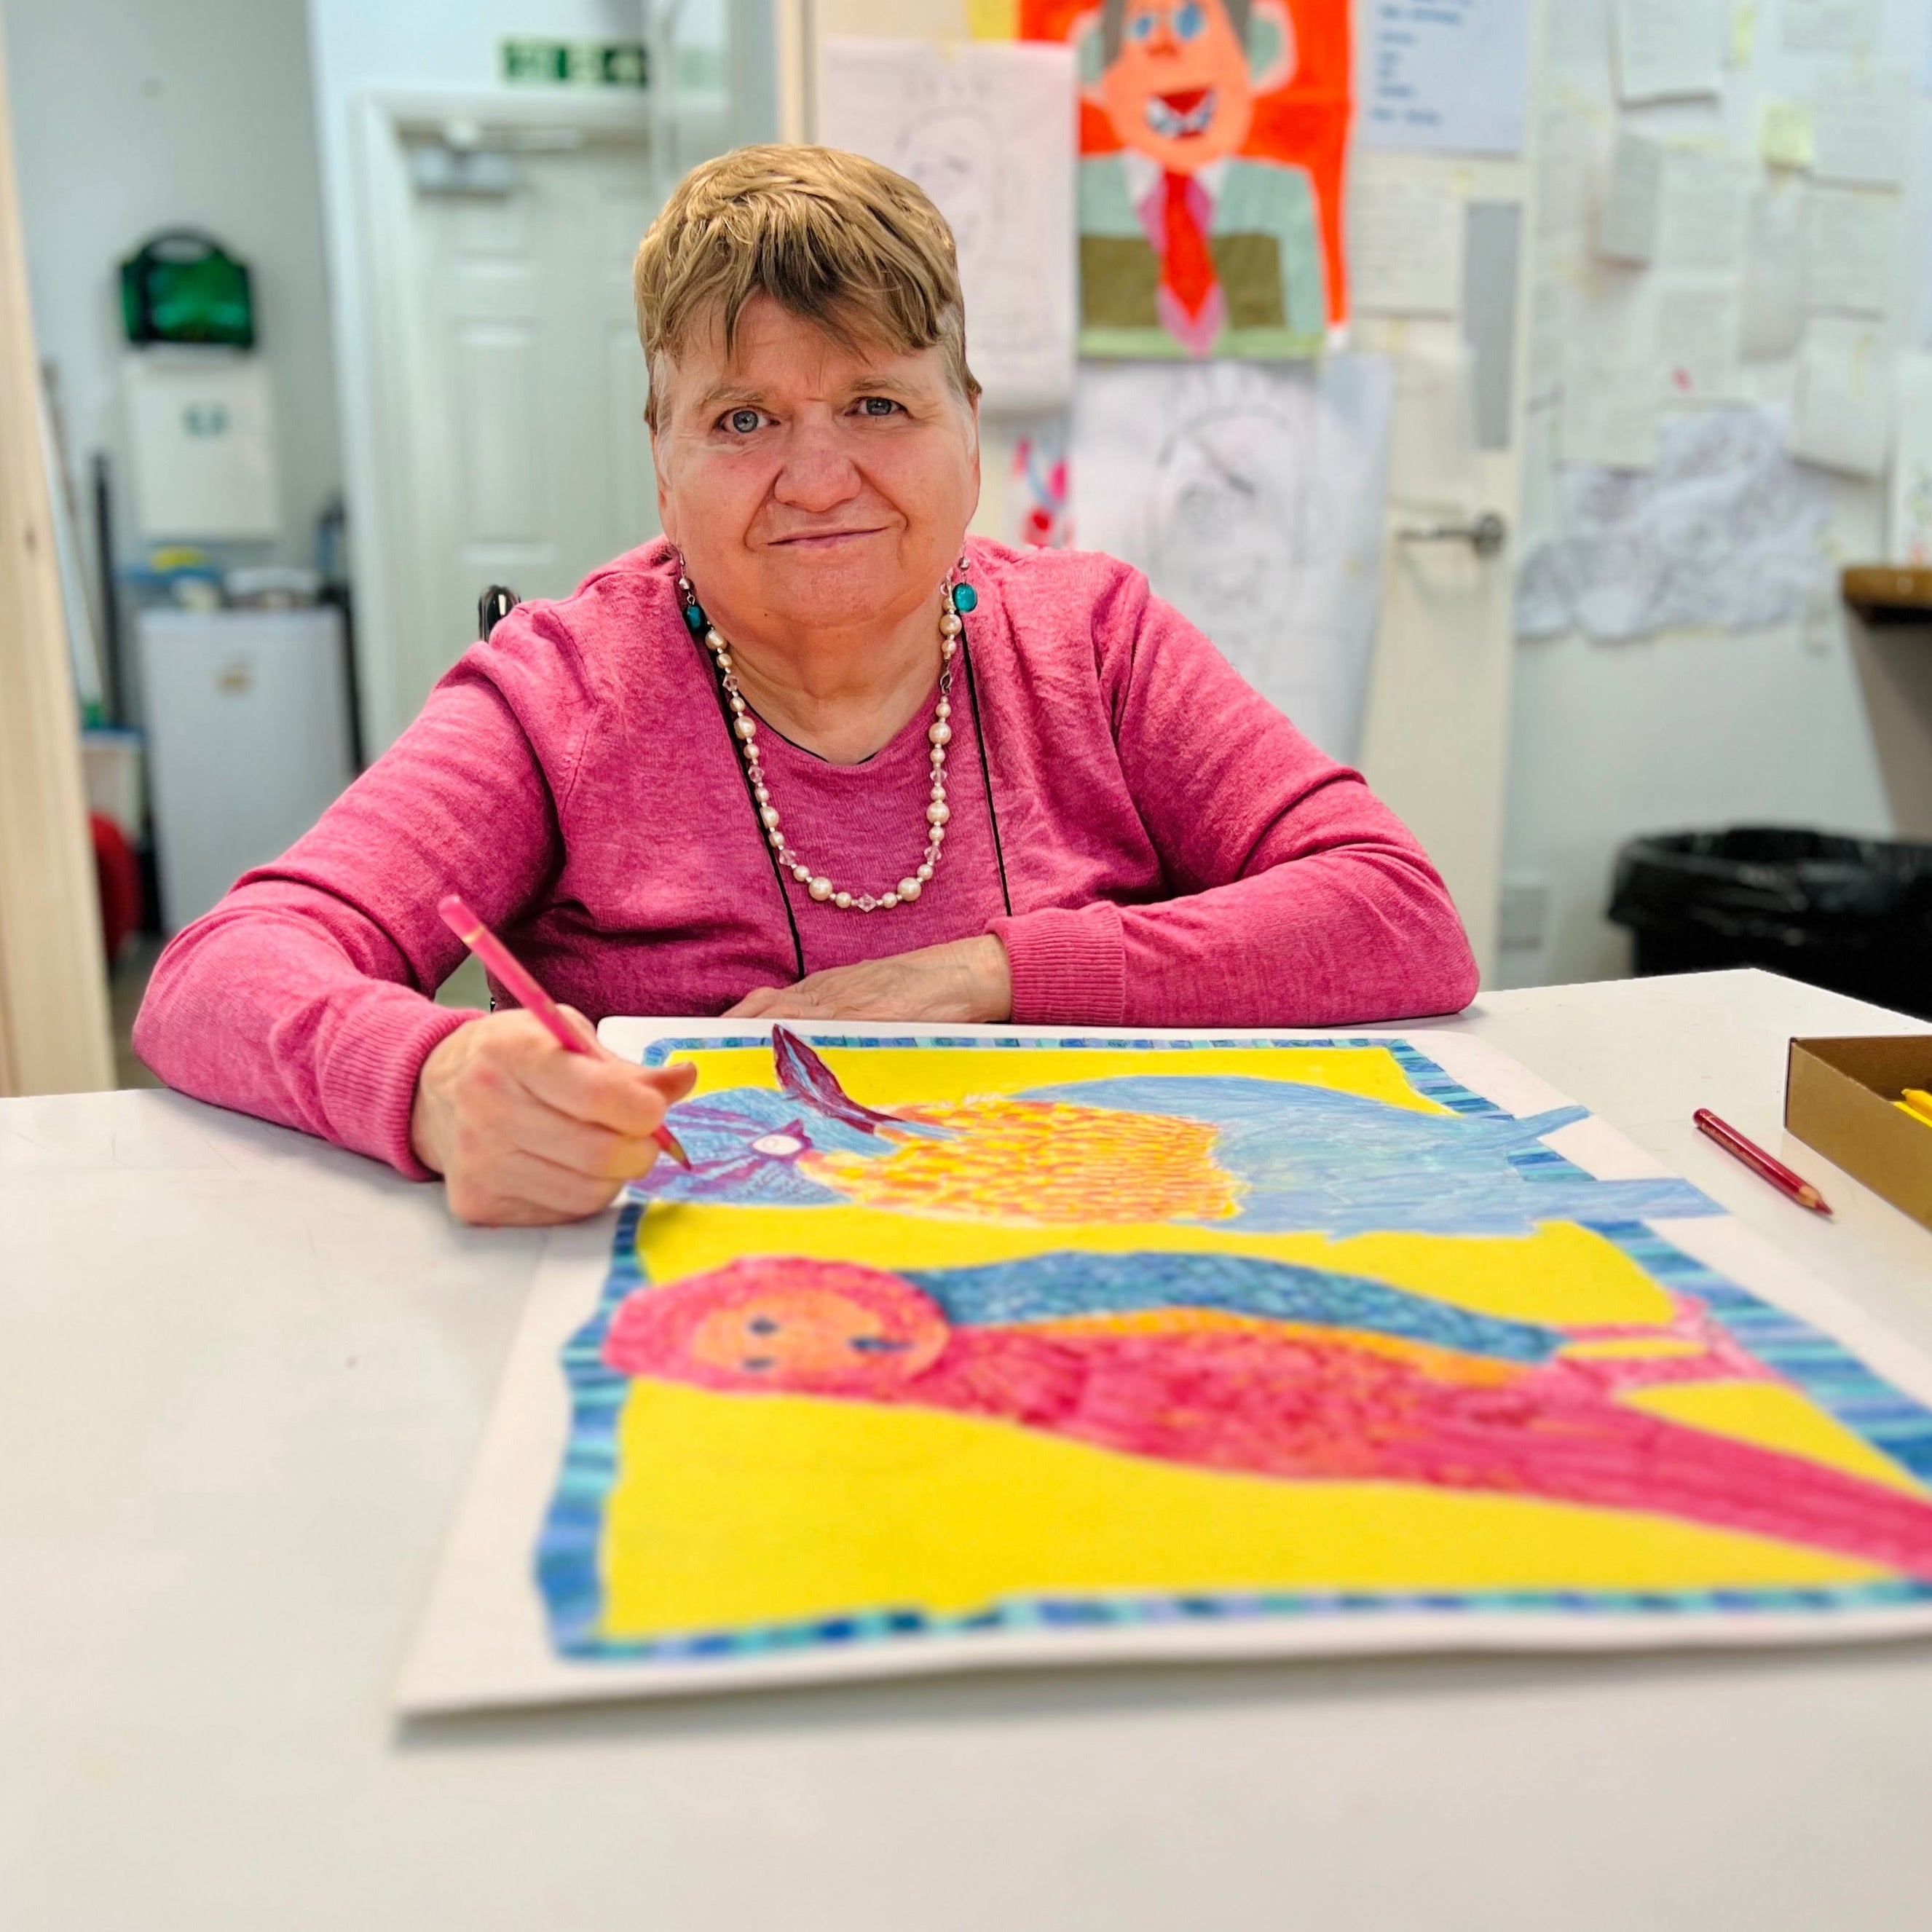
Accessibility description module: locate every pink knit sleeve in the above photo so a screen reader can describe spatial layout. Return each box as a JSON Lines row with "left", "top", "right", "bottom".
{"left": 133, "top": 623, "right": 583, "bottom": 1176}
{"left": 993, "top": 577, "right": 1479, "bottom": 1028}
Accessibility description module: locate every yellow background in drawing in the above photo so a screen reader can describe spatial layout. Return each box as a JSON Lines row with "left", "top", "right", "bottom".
{"left": 661, "top": 1041, "right": 1457, "bottom": 1116}
{"left": 595, "top": 1042, "right": 1912, "bottom": 1642}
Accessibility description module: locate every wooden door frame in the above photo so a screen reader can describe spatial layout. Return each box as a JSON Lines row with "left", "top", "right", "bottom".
{"left": 0, "top": 28, "right": 114, "bottom": 1096}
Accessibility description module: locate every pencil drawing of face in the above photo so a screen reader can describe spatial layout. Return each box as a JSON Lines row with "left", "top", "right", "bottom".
{"left": 894, "top": 112, "right": 1001, "bottom": 267}
{"left": 1144, "top": 403, "right": 1321, "bottom": 628}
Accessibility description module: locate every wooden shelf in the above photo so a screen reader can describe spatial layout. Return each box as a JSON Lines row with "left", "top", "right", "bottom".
{"left": 1842, "top": 565, "right": 1932, "bottom": 622}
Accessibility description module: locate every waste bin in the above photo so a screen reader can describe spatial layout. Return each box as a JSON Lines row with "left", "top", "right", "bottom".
{"left": 1607, "top": 827, "right": 1932, "bottom": 1020}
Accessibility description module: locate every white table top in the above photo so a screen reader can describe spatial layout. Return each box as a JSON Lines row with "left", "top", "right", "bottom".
{"left": 5, "top": 969, "right": 1931, "bottom": 1931}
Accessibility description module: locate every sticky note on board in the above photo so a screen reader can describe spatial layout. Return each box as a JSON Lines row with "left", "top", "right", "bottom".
{"left": 1730, "top": 1, "right": 1758, "bottom": 63}
{"left": 1761, "top": 100, "right": 1815, "bottom": 170}
{"left": 966, "top": 0, "right": 1018, "bottom": 36}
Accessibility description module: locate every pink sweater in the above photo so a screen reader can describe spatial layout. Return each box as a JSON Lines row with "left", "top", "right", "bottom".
{"left": 135, "top": 538, "right": 1478, "bottom": 1178}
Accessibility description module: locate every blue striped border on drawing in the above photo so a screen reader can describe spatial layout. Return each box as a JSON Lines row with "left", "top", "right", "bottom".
{"left": 527, "top": 1035, "right": 1932, "bottom": 1665}
{"left": 1584, "top": 1218, "right": 1932, "bottom": 1486}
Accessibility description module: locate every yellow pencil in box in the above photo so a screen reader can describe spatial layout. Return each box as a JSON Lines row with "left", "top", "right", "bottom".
{"left": 1893, "top": 1088, "right": 1932, "bottom": 1132}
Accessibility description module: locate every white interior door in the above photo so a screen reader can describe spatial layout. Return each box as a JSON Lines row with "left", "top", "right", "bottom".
{"left": 1352, "top": 162, "right": 1540, "bottom": 985}
{"left": 363, "top": 106, "right": 661, "bottom": 734}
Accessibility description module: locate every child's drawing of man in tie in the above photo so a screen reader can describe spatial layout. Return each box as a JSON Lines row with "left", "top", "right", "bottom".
{"left": 1076, "top": 0, "right": 1331, "bottom": 358}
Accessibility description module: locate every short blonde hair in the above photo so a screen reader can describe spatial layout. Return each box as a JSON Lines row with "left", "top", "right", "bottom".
{"left": 633, "top": 144, "right": 980, "bottom": 430}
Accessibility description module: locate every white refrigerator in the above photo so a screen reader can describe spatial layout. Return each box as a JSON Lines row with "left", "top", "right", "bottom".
{"left": 135, "top": 606, "right": 357, "bottom": 931}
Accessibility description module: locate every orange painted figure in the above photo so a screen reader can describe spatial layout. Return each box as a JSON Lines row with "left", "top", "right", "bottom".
{"left": 1024, "top": 0, "right": 1351, "bottom": 356}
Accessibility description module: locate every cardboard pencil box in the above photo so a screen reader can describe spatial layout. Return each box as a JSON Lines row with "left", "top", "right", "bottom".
{"left": 1785, "top": 1037, "right": 1932, "bottom": 1232}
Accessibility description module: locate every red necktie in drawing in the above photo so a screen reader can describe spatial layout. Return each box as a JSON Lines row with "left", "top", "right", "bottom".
{"left": 1160, "top": 170, "right": 1216, "bottom": 322}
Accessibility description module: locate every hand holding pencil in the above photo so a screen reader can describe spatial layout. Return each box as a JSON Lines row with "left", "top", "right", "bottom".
{"left": 408, "top": 895, "right": 698, "bottom": 1226}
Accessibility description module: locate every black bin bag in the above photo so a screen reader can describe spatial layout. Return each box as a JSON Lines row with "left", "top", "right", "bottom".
{"left": 1607, "top": 827, "right": 1932, "bottom": 1019}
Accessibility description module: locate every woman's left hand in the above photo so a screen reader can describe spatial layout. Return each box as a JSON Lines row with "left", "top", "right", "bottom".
{"left": 725, "top": 936, "right": 1012, "bottom": 1022}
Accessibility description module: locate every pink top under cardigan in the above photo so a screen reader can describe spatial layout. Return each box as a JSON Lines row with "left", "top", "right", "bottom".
{"left": 134, "top": 538, "right": 1479, "bottom": 1178}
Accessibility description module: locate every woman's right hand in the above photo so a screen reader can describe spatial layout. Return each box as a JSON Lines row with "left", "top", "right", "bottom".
{"left": 409, "top": 1009, "right": 699, "bottom": 1226}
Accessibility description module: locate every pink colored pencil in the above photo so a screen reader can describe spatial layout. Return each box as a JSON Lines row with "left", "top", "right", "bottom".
{"left": 437, "top": 894, "right": 690, "bottom": 1170}
{"left": 1693, "top": 1108, "right": 1828, "bottom": 1216}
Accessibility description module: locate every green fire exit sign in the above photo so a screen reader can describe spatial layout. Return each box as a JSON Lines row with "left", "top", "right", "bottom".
{"left": 500, "top": 39, "right": 650, "bottom": 87}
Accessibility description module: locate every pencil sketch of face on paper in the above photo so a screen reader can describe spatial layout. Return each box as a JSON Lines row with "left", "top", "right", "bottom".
{"left": 893, "top": 111, "right": 1001, "bottom": 265}
{"left": 1072, "top": 357, "right": 1393, "bottom": 760}
{"left": 816, "top": 39, "right": 1078, "bottom": 412}
{"left": 1144, "top": 401, "right": 1320, "bottom": 627}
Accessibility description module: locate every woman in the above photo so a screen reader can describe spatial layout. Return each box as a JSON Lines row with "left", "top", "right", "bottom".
{"left": 135, "top": 146, "right": 1477, "bottom": 1226}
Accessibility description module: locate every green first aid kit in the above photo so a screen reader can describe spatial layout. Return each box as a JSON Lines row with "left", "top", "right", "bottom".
{"left": 119, "top": 231, "right": 256, "bottom": 350}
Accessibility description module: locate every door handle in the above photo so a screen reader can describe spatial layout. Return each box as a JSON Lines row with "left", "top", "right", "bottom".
{"left": 1397, "top": 511, "right": 1508, "bottom": 559}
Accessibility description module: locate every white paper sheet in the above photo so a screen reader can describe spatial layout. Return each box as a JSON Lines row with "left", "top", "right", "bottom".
{"left": 819, "top": 37, "right": 1076, "bottom": 412}
{"left": 1360, "top": 0, "right": 1534, "bottom": 155}
{"left": 1658, "top": 150, "right": 1751, "bottom": 275}
{"left": 1558, "top": 347, "right": 1662, "bottom": 469}
{"left": 1615, "top": 0, "right": 1724, "bottom": 103}
{"left": 1537, "top": 108, "right": 1603, "bottom": 245}
{"left": 1071, "top": 358, "right": 1393, "bottom": 762}
{"left": 1781, "top": 0, "right": 1882, "bottom": 54}
{"left": 1348, "top": 166, "right": 1462, "bottom": 313}
{"left": 1598, "top": 129, "right": 1665, "bottom": 262}
{"left": 1527, "top": 271, "right": 1569, "bottom": 403}
{"left": 1805, "top": 184, "right": 1900, "bottom": 317}
{"left": 1519, "top": 407, "right": 1829, "bottom": 639}
{"left": 1655, "top": 280, "right": 1743, "bottom": 399}
{"left": 1550, "top": 0, "right": 1615, "bottom": 63}
{"left": 1789, "top": 318, "right": 1892, "bottom": 476}
{"left": 1889, "top": 352, "right": 1932, "bottom": 562}
{"left": 1740, "top": 181, "right": 1808, "bottom": 358}
{"left": 1812, "top": 69, "right": 1911, "bottom": 186}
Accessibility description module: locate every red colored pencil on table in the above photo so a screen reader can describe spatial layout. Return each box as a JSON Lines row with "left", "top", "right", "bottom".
{"left": 1693, "top": 1108, "right": 1829, "bottom": 1216}
{"left": 436, "top": 894, "right": 691, "bottom": 1170}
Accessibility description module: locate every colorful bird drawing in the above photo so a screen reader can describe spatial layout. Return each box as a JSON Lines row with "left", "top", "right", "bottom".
{"left": 639, "top": 1028, "right": 1716, "bottom": 1237}
{"left": 602, "top": 1251, "right": 1932, "bottom": 1584}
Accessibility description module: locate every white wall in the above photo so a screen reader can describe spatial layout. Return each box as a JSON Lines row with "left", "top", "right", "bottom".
{"left": 1494, "top": 1, "right": 1929, "bottom": 990}
{"left": 1, "top": 0, "right": 341, "bottom": 591}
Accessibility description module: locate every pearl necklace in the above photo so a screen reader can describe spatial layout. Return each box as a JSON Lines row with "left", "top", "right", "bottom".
{"left": 681, "top": 568, "right": 977, "bottom": 913}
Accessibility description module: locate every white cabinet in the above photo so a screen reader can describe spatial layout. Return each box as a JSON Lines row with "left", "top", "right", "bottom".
{"left": 135, "top": 607, "right": 355, "bottom": 931}
{"left": 121, "top": 351, "right": 283, "bottom": 541}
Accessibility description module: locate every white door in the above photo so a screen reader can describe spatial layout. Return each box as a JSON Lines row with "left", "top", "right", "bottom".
{"left": 1352, "top": 162, "right": 1541, "bottom": 985}
{"left": 366, "top": 113, "right": 661, "bottom": 733}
